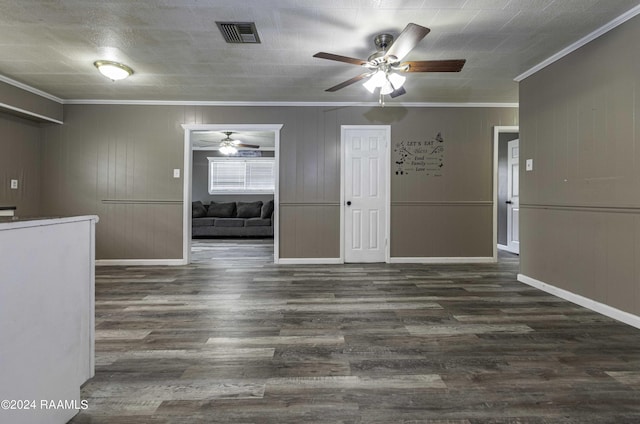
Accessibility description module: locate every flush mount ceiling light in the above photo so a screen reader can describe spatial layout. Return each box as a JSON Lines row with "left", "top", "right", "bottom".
{"left": 93, "top": 60, "right": 134, "bottom": 81}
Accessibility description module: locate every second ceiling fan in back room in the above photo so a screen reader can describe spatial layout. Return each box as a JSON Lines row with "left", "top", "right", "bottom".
{"left": 218, "top": 132, "right": 260, "bottom": 155}
{"left": 313, "top": 23, "right": 466, "bottom": 105}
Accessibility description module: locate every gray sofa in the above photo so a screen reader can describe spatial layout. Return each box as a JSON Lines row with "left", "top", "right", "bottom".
{"left": 192, "top": 200, "right": 274, "bottom": 237}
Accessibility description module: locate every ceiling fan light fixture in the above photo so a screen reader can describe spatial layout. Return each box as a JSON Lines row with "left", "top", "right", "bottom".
{"left": 94, "top": 60, "right": 133, "bottom": 81}
{"left": 363, "top": 76, "right": 379, "bottom": 93}
{"left": 315, "top": 23, "right": 465, "bottom": 104}
{"left": 388, "top": 72, "right": 406, "bottom": 89}
{"left": 380, "top": 80, "right": 394, "bottom": 95}
{"left": 370, "top": 70, "right": 387, "bottom": 86}
{"left": 219, "top": 144, "right": 237, "bottom": 155}
{"left": 363, "top": 69, "right": 405, "bottom": 95}
{"left": 363, "top": 69, "right": 390, "bottom": 93}
{"left": 219, "top": 132, "right": 240, "bottom": 155}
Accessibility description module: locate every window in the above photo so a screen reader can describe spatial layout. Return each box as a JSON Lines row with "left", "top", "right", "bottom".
{"left": 208, "top": 157, "right": 275, "bottom": 194}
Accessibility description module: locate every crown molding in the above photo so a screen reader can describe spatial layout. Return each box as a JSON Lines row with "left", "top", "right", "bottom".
{"left": 0, "top": 74, "right": 63, "bottom": 104}
{"left": 0, "top": 101, "right": 64, "bottom": 124}
{"left": 62, "top": 99, "right": 519, "bottom": 108}
{"left": 0, "top": 72, "right": 517, "bottom": 108}
{"left": 515, "top": 4, "right": 640, "bottom": 82}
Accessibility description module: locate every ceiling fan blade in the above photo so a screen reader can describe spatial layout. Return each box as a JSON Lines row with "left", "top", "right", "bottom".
{"left": 385, "top": 23, "right": 430, "bottom": 62}
{"left": 313, "top": 52, "right": 367, "bottom": 66}
{"left": 401, "top": 59, "right": 466, "bottom": 72}
{"left": 389, "top": 86, "right": 406, "bottom": 98}
{"left": 235, "top": 143, "right": 260, "bottom": 149}
{"left": 325, "top": 73, "right": 370, "bottom": 92}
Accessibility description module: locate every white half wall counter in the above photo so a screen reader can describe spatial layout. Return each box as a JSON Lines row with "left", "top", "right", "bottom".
{"left": 0, "top": 215, "right": 98, "bottom": 424}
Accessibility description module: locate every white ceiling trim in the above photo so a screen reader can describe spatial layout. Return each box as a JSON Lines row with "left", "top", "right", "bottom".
{"left": 515, "top": 4, "right": 640, "bottom": 82}
{"left": 0, "top": 101, "right": 63, "bottom": 124}
{"left": 63, "top": 99, "right": 518, "bottom": 108}
{"left": 0, "top": 74, "right": 63, "bottom": 104}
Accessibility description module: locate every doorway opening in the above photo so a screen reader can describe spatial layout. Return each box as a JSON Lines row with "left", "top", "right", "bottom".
{"left": 181, "top": 124, "right": 283, "bottom": 265}
{"left": 493, "top": 126, "right": 520, "bottom": 256}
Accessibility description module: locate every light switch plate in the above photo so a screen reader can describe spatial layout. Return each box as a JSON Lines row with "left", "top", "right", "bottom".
{"left": 526, "top": 159, "right": 533, "bottom": 171}
{"left": 10, "top": 179, "right": 18, "bottom": 189}
{"left": 173, "top": 169, "right": 180, "bottom": 178}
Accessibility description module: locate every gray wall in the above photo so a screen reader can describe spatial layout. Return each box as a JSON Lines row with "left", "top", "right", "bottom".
{"left": 35, "top": 104, "right": 516, "bottom": 260}
{"left": 0, "top": 112, "right": 43, "bottom": 217}
{"left": 40, "top": 105, "right": 184, "bottom": 260}
{"left": 192, "top": 150, "right": 274, "bottom": 205}
{"left": 520, "top": 15, "right": 640, "bottom": 316}
{"left": 388, "top": 108, "right": 517, "bottom": 257}
{"left": 497, "top": 132, "right": 519, "bottom": 246}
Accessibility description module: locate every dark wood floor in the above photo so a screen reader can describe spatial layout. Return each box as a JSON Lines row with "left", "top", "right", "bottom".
{"left": 70, "top": 240, "right": 640, "bottom": 423}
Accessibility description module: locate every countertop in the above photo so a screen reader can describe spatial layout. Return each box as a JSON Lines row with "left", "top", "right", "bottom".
{"left": 0, "top": 215, "right": 99, "bottom": 230}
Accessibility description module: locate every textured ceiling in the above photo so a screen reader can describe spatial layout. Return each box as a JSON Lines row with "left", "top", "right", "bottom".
{"left": 0, "top": 0, "right": 638, "bottom": 103}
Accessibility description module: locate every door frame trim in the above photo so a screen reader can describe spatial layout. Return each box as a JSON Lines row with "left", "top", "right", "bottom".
{"left": 506, "top": 138, "right": 520, "bottom": 254}
{"left": 340, "top": 125, "right": 391, "bottom": 263}
{"left": 180, "top": 123, "right": 283, "bottom": 265}
{"left": 493, "top": 125, "right": 519, "bottom": 260}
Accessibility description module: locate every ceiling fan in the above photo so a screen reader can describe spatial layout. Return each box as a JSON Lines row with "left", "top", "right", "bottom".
{"left": 313, "top": 23, "right": 466, "bottom": 104}
{"left": 218, "top": 131, "right": 260, "bottom": 155}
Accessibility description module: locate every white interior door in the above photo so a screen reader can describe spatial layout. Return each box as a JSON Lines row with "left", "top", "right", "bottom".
{"left": 506, "top": 139, "right": 520, "bottom": 254}
{"left": 343, "top": 127, "right": 388, "bottom": 263}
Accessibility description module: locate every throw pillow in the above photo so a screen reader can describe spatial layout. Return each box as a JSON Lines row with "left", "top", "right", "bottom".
{"left": 237, "top": 201, "right": 263, "bottom": 218}
{"left": 261, "top": 199, "right": 274, "bottom": 219}
{"left": 206, "top": 202, "right": 236, "bottom": 218}
{"left": 192, "top": 201, "right": 207, "bottom": 218}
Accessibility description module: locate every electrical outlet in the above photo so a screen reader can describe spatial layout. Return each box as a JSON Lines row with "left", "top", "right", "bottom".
{"left": 10, "top": 179, "right": 18, "bottom": 189}
{"left": 173, "top": 169, "right": 180, "bottom": 178}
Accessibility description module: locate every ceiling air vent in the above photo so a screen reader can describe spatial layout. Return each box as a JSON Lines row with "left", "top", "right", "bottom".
{"left": 216, "top": 22, "right": 261, "bottom": 44}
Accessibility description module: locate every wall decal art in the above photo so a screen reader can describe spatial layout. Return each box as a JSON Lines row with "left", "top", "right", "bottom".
{"left": 393, "top": 132, "right": 445, "bottom": 176}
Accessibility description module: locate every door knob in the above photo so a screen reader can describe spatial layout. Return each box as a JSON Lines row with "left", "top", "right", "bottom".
{"left": 346, "top": 201, "right": 352, "bottom": 206}
{"left": 505, "top": 200, "right": 513, "bottom": 204}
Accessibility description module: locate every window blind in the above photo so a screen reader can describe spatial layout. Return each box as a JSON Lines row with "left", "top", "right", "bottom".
{"left": 211, "top": 161, "right": 246, "bottom": 191}
{"left": 208, "top": 157, "right": 275, "bottom": 193}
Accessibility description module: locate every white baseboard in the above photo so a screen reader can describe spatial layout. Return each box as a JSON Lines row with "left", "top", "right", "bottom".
{"left": 518, "top": 274, "right": 640, "bottom": 330}
{"left": 497, "top": 244, "right": 519, "bottom": 254}
{"left": 276, "top": 258, "right": 343, "bottom": 265}
{"left": 497, "top": 244, "right": 510, "bottom": 251}
{"left": 389, "top": 257, "right": 496, "bottom": 264}
{"left": 96, "top": 259, "right": 187, "bottom": 266}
